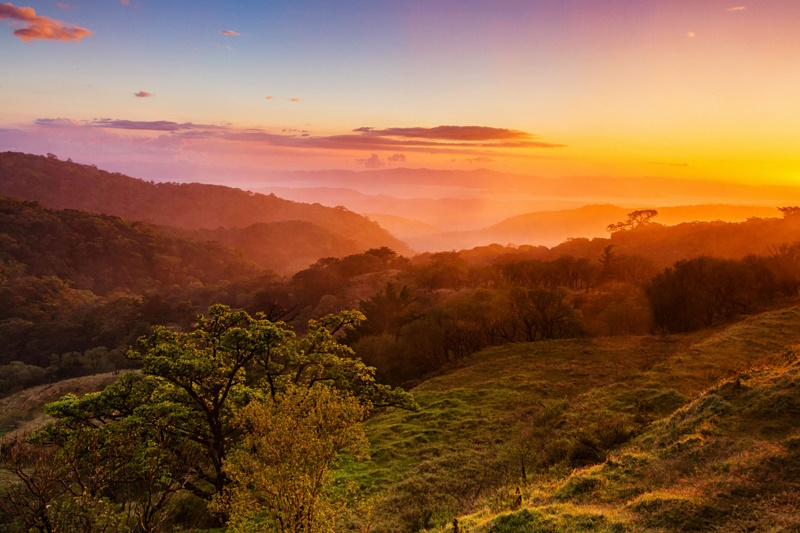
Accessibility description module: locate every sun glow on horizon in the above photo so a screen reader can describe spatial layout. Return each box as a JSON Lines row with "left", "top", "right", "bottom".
{"left": 0, "top": 1, "right": 798, "bottom": 193}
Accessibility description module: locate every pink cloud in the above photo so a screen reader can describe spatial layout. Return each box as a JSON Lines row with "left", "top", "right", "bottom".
{"left": 134, "top": 91, "right": 153, "bottom": 98}
{"left": 265, "top": 95, "right": 274, "bottom": 100}
{"left": 0, "top": 2, "right": 92, "bottom": 41}
{"left": 726, "top": 6, "right": 746, "bottom": 11}
{"left": 32, "top": 116, "right": 566, "bottom": 155}
{"left": 56, "top": 3, "right": 76, "bottom": 9}
{"left": 219, "top": 30, "right": 239, "bottom": 36}
{"left": 357, "top": 154, "right": 385, "bottom": 169}
{"left": 290, "top": 97, "right": 302, "bottom": 102}
{"left": 120, "top": 0, "right": 129, "bottom": 5}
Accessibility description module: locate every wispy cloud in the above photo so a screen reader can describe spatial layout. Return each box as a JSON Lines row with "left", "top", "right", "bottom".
{"left": 120, "top": 0, "right": 129, "bottom": 5}
{"left": 290, "top": 97, "right": 302, "bottom": 102}
{"left": 348, "top": 125, "right": 562, "bottom": 149}
{"left": 466, "top": 156, "right": 493, "bottom": 164}
{"left": 134, "top": 91, "right": 153, "bottom": 98}
{"left": 56, "top": 3, "right": 76, "bottom": 9}
{"left": 32, "top": 117, "right": 566, "bottom": 155}
{"left": 219, "top": 29, "right": 239, "bottom": 36}
{"left": 265, "top": 95, "right": 274, "bottom": 100}
{"left": 0, "top": 2, "right": 92, "bottom": 41}
{"left": 726, "top": 6, "right": 746, "bottom": 11}
{"left": 33, "top": 118, "right": 83, "bottom": 127}
{"left": 90, "top": 119, "right": 224, "bottom": 131}
{"left": 687, "top": 31, "right": 696, "bottom": 38}
{"left": 354, "top": 125, "right": 531, "bottom": 142}
{"left": 35, "top": 118, "right": 225, "bottom": 132}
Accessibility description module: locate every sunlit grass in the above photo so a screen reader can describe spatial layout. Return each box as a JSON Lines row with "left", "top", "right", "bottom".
{"left": 345, "top": 306, "right": 800, "bottom": 531}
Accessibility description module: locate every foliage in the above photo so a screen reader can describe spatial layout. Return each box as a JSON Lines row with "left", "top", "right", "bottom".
{"left": 218, "top": 386, "right": 368, "bottom": 533}
{"left": 646, "top": 256, "right": 758, "bottom": 332}
{"left": 0, "top": 305, "right": 414, "bottom": 531}
{"left": 0, "top": 196, "right": 261, "bottom": 296}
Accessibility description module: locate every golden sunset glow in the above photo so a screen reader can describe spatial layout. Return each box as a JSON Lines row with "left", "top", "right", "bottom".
{"left": 1, "top": 1, "right": 799, "bottom": 218}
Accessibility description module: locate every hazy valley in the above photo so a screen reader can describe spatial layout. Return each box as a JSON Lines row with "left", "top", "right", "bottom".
{"left": 2, "top": 150, "right": 800, "bottom": 531}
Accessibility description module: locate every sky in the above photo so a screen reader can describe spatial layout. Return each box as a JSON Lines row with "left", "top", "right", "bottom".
{"left": 1, "top": 0, "right": 799, "bottom": 192}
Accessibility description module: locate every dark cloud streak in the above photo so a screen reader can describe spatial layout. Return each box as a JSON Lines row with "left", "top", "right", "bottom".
{"left": 354, "top": 125, "right": 532, "bottom": 141}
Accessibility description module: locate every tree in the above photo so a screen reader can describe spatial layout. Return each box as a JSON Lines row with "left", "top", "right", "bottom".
{"left": 606, "top": 209, "right": 658, "bottom": 233}
{"left": 646, "top": 257, "right": 757, "bottom": 332}
{"left": 218, "top": 386, "right": 368, "bottom": 533}
{"left": 17, "top": 305, "right": 415, "bottom": 530}
{"left": 778, "top": 206, "right": 800, "bottom": 218}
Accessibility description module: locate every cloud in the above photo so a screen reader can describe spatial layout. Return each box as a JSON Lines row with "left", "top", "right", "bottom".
{"left": 466, "top": 156, "right": 493, "bottom": 164}
{"left": 687, "top": 31, "right": 696, "bottom": 38}
{"left": 34, "top": 118, "right": 223, "bottom": 133}
{"left": 0, "top": 2, "right": 92, "bottom": 41}
{"left": 265, "top": 95, "right": 274, "bottom": 100}
{"left": 56, "top": 3, "right": 76, "bottom": 9}
{"left": 357, "top": 154, "right": 385, "bottom": 169}
{"left": 219, "top": 30, "right": 239, "bottom": 36}
{"left": 354, "top": 125, "right": 532, "bottom": 142}
{"left": 134, "top": 91, "right": 153, "bottom": 98}
{"left": 120, "top": 0, "right": 129, "bottom": 5}
{"left": 90, "top": 119, "right": 225, "bottom": 131}
{"left": 290, "top": 97, "right": 302, "bottom": 102}
{"left": 32, "top": 117, "right": 565, "bottom": 156}
{"left": 726, "top": 6, "right": 746, "bottom": 11}
{"left": 345, "top": 124, "right": 562, "bottom": 149}
{"left": 33, "top": 118, "right": 83, "bottom": 127}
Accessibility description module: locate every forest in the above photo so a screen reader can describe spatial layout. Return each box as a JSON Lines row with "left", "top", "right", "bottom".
{"left": 2, "top": 153, "right": 800, "bottom": 532}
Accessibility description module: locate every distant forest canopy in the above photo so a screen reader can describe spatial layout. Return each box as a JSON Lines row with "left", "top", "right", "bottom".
{"left": 0, "top": 151, "right": 412, "bottom": 265}
{"left": 4, "top": 192, "right": 800, "bottom": 396}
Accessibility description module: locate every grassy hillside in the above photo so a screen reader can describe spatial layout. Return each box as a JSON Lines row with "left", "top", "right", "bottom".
{"left": 349, "top": 306, "right": 800, "bottom": 531}
{"left": 0, "top": 372, "right": 119, "bottom": 438}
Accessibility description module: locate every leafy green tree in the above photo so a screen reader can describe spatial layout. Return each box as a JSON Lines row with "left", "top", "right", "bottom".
{"left": 9, "top": 305, "right": 415, "bottom": 531}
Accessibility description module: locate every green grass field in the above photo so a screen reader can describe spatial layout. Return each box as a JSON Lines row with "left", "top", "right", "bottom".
{"left": 347, "top": 307, "right": 800, "bottom": 532}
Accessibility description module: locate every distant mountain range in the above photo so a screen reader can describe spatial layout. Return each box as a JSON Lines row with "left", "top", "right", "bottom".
{"left": 265, "top": 184, "right": 784, "bottom": 251}
{"left": 0, "top": 152, "right": 412, "bottom": 273}
{"left": 405, "top": 204, "right": 783, "bottom": 251}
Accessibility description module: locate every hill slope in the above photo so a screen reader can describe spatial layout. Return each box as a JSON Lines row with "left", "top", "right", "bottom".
{"left": 349, "top": 306, "right": 800, "bottom": 531}
{"left": 0, "top": 152, "right": 412, "bottom": 258}
{"left": 0, "top": 196, "right": 260, "bottom": 296}
{"left": 174, "top": 221, "right": 364, "bottom": 275}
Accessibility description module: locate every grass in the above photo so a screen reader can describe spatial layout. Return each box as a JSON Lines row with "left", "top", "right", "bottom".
{"left": 344, "top": 306, "right": 800, "bottom": 531}
{"left": 0, "top": 372, "right": 121, "bottom": 439}
{"left": 4, "top": 307, "right": 800, "bottom": 531}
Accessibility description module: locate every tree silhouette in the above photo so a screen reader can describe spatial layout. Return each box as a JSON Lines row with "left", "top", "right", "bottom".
{"left": 606, "top": 209, "right": 658, "bottom": 233}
